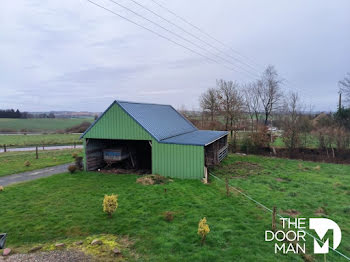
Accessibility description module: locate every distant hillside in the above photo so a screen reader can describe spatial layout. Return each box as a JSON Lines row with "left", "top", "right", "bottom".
{"left": 0, "top": 118, "right": 93, "bottom": 133}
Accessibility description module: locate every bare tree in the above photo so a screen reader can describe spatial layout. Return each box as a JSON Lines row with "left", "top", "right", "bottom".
{"left": 217, "top": 79, "right": 244, "bottom": 141}
{"left": 243, "top": 82, "right": 261, "bottom": 131}
{"left": 217, "top": 80, "right": 242, "bottom": 129}
{"left": 199, "top": 88, "right": 220, "bottom": 121}
{"left": 258, "top": 65, "right": 283, "bottom": 125}
{"left": 339, "top": 72, "right": 350, "bottom": 105}
{"left": 281, "top": 92, "right": 303, "bottom": 154}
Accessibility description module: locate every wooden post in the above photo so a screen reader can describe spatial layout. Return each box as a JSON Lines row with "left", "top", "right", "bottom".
{"left": 36, "top": 146, "right": 38, "bottom": 159}
{"left": 42, "top": 145, "right": 44, "bottom": 150}
{"left": 272, "top": 206, "right": 277, "bottom": 232}
{"left": 3, "top": 144, "right": 6, "bottom": 153}
{"left": 225, "top": 177, "right": 229, "bottom": 197}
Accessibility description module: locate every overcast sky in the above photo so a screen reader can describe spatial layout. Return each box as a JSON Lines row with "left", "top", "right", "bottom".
{"left": 1, "top": 0, "right": 349, "bottom": 112}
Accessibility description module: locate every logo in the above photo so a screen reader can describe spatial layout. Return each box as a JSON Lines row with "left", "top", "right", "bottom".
{"left": 265, "top": 218, "right": 342, "bottom": 254}
{"left": 309, "top": 218, "right": 342, "bottom": 254}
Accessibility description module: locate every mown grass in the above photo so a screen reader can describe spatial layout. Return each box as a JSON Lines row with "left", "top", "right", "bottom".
{"left": 0, "top": 118, "right": 93, "bottom": 132}
{"left": 1, "top": 171, "right": 303, "bottom": 262}
{"left": 0, "top": 155, "right": 349, "bottom": 261}
{"left": 212, "top": 154, "right": 350, "bottom": 261}
{"left": 0, "top": 149, "right": 82, "bottom": 177}
{"left": 0, "top": 134, "right": 81, "bottom": 147}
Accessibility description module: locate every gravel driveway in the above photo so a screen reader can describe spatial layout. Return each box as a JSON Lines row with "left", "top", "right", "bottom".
{"left": 0, "top": 250, "right": 94, "bottom": 262}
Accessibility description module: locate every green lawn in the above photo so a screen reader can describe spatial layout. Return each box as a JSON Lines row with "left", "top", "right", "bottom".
{"left": 0, "top": 149, "right": 82, "bottom": 177}
{"left": 212, "top": 154, "right": 350, "bottom": 261}
{"left": 1, "top": 154, "right": 349, "bottom": 261}
{"left": 0, "top": 134, "right": 81, "bottom": 147}
{"left": 0, "top": 118, "right": 93, "bottom": 132}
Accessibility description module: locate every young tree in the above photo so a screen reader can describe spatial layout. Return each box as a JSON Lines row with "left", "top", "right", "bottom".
{"left": 199, "top": 88, "right": 220, "bottom": 121}
{"left": 258, "top": 65, "right": 283, "bottom": 125}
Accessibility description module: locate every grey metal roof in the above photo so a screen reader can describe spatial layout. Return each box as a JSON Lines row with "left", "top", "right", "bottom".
{"left": 81, "top": 100, "right": 228, "bottom": 146}
{"left": 160, "top": 130, "right": 228, "bottom": 146}
{"left": 117, "top": 100, "right": 197, "bottom": 141}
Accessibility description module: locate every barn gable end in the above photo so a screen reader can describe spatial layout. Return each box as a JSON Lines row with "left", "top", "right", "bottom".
{"left": 83, "top": 102, "right": 152, "bottom": 140}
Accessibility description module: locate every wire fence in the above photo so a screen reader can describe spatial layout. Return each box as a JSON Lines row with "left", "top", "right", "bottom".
{"left": 209, "top": 172, "right": 350, "bottom": 261}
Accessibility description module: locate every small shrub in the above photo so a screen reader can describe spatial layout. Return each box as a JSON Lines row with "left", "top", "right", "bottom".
{"left": 103, "top": 194, "right": 118, "bottom": 217}
{"left": 68, "top": 165, "right": 77, "bottom": 174}
{"left": 163, "top": 211, "right": 175, "bottom": 222}
{"left": 198, "top": 217, "right": 210, "bottom": 245}
{"left": 313, "top": 165, "right": 321, "bottom": 171}
{"left": 72, "top": 153, "right": 78, "bottom": 159}
{"left": 0, "top": 186, "right": 4, "bottom": 192}
{"left": 24, "top": 160, "right": 31, "bottom": 167}
{"left": 75, "top": 157, "right": 83, "bottom": 170}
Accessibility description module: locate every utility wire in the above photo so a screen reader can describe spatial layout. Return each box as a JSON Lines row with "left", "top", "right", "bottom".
{"left": 86, "top": 0, "right": 241, "bottom": 73}
{"left": 126, "top": 0, "right": 260, "bottom": 74}
{"left": 105, "top": 0, "right": 260, "bottom": 78}
{"left": 210, "top": 173, "right": 350, "bottom": 261}
{"left": 147, "top": 0, "right": 318, "bottom": 104}
{"left": 148, "top": 0, "right": 265, "bottom": 71}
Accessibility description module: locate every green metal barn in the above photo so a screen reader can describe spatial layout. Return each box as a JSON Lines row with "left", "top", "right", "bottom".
{"left": 81, "top": 100, "right": 228, "bottom": 180}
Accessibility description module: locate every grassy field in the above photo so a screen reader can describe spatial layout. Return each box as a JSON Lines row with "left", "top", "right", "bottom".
{"left": 212, "top": 154, "right": 350, "bottom": 261}
{"left": 0, "top": 149, "right": 82, "bottom": 177}
{"left": 0, "top": 133, "right": 81, "bottom": 147}
{"left": 0, "top": 118, "right": 93, "bottom": 132}
{"left": 1, "top": 154, "right": 349, "bottom": 261}
{"left": 272, "top": 134, "right": 319, "bottom": 149}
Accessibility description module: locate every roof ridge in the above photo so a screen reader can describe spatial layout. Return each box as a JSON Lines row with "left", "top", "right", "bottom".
{"left": 159, "top": 129, "right": 197, "bottom": 142}
{"left": 117, "top": 100, "right": 171, "bottom": 107}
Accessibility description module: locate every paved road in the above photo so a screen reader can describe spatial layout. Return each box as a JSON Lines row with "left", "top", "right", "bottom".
{"left": 0, "top": 164, "right": 72, "bottom": 186}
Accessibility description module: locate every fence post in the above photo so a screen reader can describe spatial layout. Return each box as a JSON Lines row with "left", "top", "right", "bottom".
{"left": 36, "top": 146, "right": 38, "bottom": 159}
{"left": 272, "top": 206, "right": 277, "bottom": 232}
{"left": 42, "top": 144, "right": 44, "bottom": 150}
{"left": 3, "top": 144, "right": 6, "bottom": 153}
{"left": 225, "top": 177, "right": 229, "bottom": 197}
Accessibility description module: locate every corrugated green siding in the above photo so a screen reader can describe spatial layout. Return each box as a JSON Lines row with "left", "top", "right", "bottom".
{"left": 84, "top": 103, "right": 152, "bottom": 140}
{"left": 152, "top": 141, "right": 204, "bottom": 179}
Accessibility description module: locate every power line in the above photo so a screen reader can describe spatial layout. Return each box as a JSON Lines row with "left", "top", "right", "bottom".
{"left": 86, "top": 0, "right": 234, "bottom": 70}
{"left": 148, "top": 0, "right": 265, "bottom": 71}
{"left": 125, "top": 0, "right": 261, "bottom": 74}
{"left": 105, "top": 0, "right": 260, "bottom": 78}
{"left": 87, "top": 0, "right": 316, "bottom": 106}
{"left": 147, "top": 0, "right": 318, "bottom": 104}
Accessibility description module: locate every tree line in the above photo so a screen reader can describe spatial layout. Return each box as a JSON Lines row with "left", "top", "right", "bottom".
{"left": 197, "top": 66, "right": 350, "bottom": 154}
{"left": 0, "top": 109, "right": 55, "bottom": 119}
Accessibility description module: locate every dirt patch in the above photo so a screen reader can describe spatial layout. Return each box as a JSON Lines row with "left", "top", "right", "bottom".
{"left": 275, "top": 177, "right": 291, "bottom": 182}
{"left": 136, "top": 174, "right": 172, "bottom": 185}
{"left": 221, "top": 161, "right": 263, "bottom": 178}
{"left": 314, "top": 207, "right": 327, "bottom": 216}
{"left": 281, "top": 209, "right": 301, "bottom": 217}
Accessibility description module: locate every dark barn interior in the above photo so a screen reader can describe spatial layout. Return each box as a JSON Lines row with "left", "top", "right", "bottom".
{"left": 204, "top": 135, "right": 228, "bottom": 166}
{"left": 85, "top": 138, "right": 152, "bottom": 172}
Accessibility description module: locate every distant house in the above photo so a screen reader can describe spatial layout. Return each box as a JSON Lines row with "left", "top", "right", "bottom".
{"left": 81, "top": 100, "right": 228, "bottom": 179}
